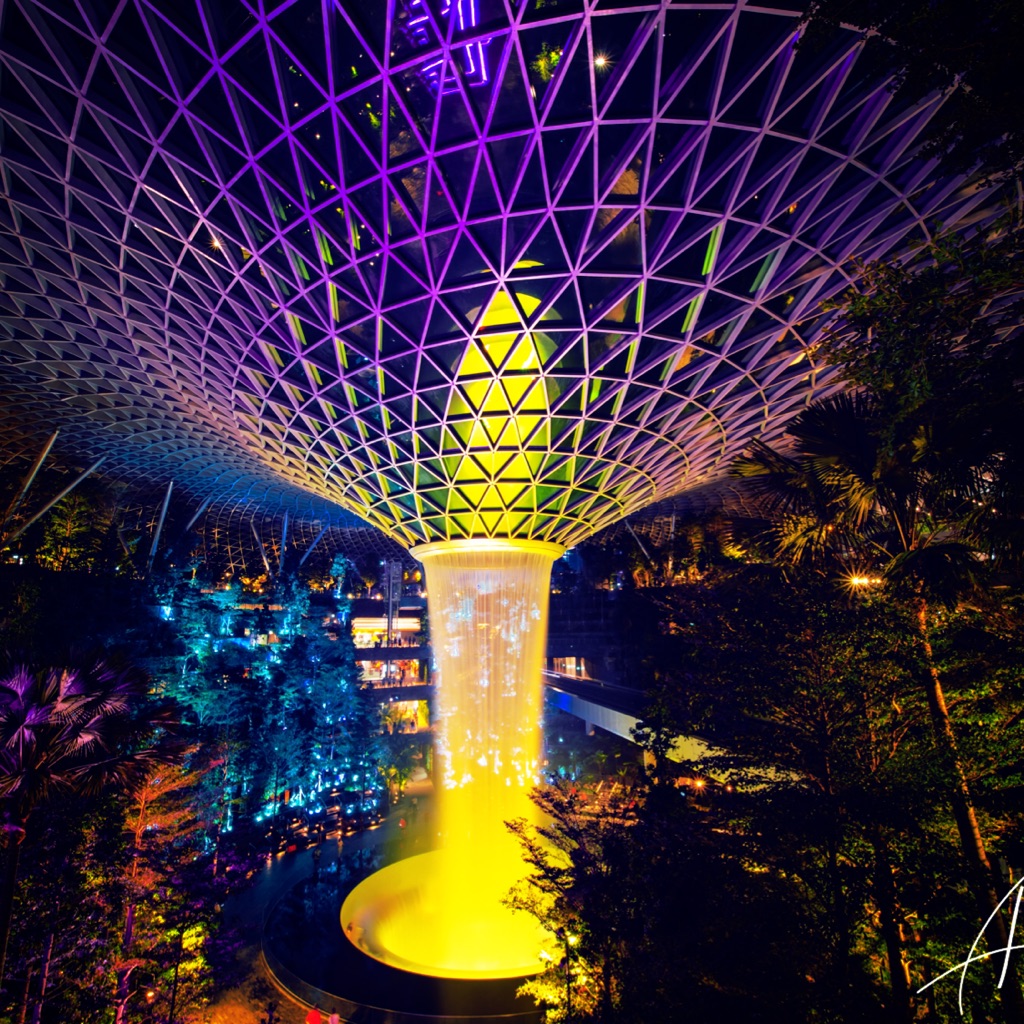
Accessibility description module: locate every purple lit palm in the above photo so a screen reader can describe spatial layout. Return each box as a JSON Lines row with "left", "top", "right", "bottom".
{"left": 0, "top": 657, "right": 177, "bottom": 992}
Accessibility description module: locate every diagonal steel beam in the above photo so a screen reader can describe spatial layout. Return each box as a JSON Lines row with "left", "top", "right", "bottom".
{"left": 2, "top": 430, "right": 58, "bottom": 532}
{"left": 147, "top": 480, "right": 175, "bottom": 575}
{"left": 4, "top": 456, "right": 106, "bottom": 545}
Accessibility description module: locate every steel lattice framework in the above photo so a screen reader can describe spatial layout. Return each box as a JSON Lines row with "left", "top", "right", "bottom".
{"left": 0, "top": 0, "right": 995, "bottom": 548}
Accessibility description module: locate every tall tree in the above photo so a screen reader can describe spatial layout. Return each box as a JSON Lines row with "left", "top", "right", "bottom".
{"left": 733, "top": 215, "right": 1024, "bottom": 1018}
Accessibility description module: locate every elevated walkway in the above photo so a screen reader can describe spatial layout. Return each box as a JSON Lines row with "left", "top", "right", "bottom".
{"left": 541, "top": 671, "right": 720, "bottom": 763}
{"left": 363, "top": 672, "right": 719, "bottom": 765}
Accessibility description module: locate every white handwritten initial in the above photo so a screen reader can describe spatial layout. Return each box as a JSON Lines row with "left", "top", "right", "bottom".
{"left": 917, "top": 876, "right": 1024, "bottom": 1015}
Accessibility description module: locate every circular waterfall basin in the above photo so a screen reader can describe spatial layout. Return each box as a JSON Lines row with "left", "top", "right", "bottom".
{"left": 341, "top": 850, "right": 548, "bottom": 979}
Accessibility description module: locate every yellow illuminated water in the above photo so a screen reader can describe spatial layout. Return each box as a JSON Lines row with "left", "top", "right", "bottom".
{"left": 342, "top": 538, "right": 562, "bottom": 978}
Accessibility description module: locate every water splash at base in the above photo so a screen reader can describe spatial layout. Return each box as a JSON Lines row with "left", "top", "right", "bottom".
{"left": 341, "top": 850, "right": 548, "bottom": 978}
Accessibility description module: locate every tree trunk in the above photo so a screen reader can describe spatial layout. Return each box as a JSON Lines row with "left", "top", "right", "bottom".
{"left": 29, "top": 932, "right": 53, "bottom": 1024}
{"left": 16, "top": 966, "right": 31, "bottom": 1024}
{"left": 601, "top": 953, "right": 613, "bottom": 1023}
{"left": 112, "top": 903, "right": 136, "bottom": 1024}
{"left": 914, "top": 597, "right": 1024, "bottom": 1024}
{"left": 870, "top": 829, "right": 913, "bottom": 1023}
{"left": 0, "top": 835, "right": 24, "bottom": 998}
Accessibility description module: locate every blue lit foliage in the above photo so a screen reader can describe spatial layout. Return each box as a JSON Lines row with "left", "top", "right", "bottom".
{"left": 147, "top": 559, "right": 384, "bottom": 828}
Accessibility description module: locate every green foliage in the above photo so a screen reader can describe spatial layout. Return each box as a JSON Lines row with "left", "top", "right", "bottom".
{"left": 647, "top": 565, "right": 1024, "bottom": 1022}
{"left": 508, "top": 772, "right": 827, "bottom": 1023}
{"left": 530, "top": 42, "right": 563, "bottom": 82}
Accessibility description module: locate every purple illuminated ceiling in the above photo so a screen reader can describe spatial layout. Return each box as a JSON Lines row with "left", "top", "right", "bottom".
{"left": 0, "top": 0, "right": 996, "bottom": 545}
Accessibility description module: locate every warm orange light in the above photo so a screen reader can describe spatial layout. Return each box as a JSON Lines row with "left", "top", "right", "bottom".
{"left": 846, "top": 574, "right": 883, "bottom": 588}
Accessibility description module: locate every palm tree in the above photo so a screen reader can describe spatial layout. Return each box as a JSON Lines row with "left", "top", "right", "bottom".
{"left": 0, "top": 655, "right": 176, "bottom": 994}
{"left": 734, "top": 391, "right": 1024, "bottom": 1023}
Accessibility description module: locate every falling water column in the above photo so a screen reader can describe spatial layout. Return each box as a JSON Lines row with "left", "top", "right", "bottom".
{"left": 417, "top": 538, "right": 563, "bottom": 969}
{"left": 341, "top": 538, "right": 562, "bottom": 978}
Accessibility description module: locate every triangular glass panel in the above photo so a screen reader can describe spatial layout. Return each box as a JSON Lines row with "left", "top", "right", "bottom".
{"left": 594, "top": 13, "right": 655, "bottom": 115}
{"left": 664, "top": 42, "right": 725, "bottom": 122}
{"left": 721, "top": 12, "right": 794, "bottom": 111}
{"left": 487, "top": 135, "right": 529, "bottom": 201}
{"left": 160, "top": 29, "right": 215, "bottom": 102}
{"left": 817, "top": 106, "right": 864, "bottom": 156}
{"left": 263, "top": 48, "right": 318, "bottom": 125}
{"left": 658, "top": 229, "right": 715, "bottom": 284}
{"left": 434, "top": 88, "right": 479, "bottom": 149}
{"left": 510, "top": 145, "right": 546, "bottom": 214}
{"left": 337, "top": 121, "right": 379, "bottom": 186}
{"left": 198, "top": 0, "right": 258, "bottom": 55}
{"left": 426, "top": 228, "right": 458, "bottom": 273}
{"left": 261, "top": 174, "right": 306, "bottom": 231}
{"left": 186, "top": 74, "right": 241, "bottom": 147}
{"left": 385, "top": 300, "right": 429, "bottom": 339}
{"left": 436, "top": 144, "right": 481, "bottom": 215}
{"left": 290, "top": 144, "right": 336, "bottom": 209}
{"left": 505, "top": 215, "right": 542, "bottom": 266}
{"left": 596, "top": 123, "right": 643, "bottom": 194}
{"left": 340, "top": 0, "right": 389, "bottom": 66}
{"left": 386, "top": 90, "right": 426, "bottom": 167}
{"left": 425, "top": 174, "right": 457, "bottom": 229}
{"left": 337, "top": 83, "right": 386, "bottom": 155}
{"left": 391, "top": 236, "right": 428, "bottom": 277}
{"left": 293, "top": 107, "right": 337, "bottom": 176}
{"left": 446, "top": 282, "right": 497, "bottom": 327}
{"left": 557, "top": 138, "right": 596, "bottom": 204}
{"left": 721, "top": 55, "right": 779, "bottom": 130}
{"left": 519, "top": 217, "right": 569, "bottom": 272}
{"left": 488, "top": 54, "right": 534, "bottom": 134}
{"left": 553, "top": 209, "right": 592, "bottom": 260}
{"left": 224, "top": 165, "right": 268, "bottom": 222}
{"left": 329, "top": 12, "right": 381, "bottom": 91}
{"left": 387, "top": 162, "right": 426, "bottom": 226}
{"left": 542, "top": 36, "right": 594, "bottom": 126}
{"left": 269, "top": 0, "right": 329, "bottom": 85}
{"left": 659, "top": 8, "right": 729, "bottom": 104}
{"left": 520, "top": 22, "right": 576, "bottom": 107}
{"left": 255, "top": 134, "right": 300, "bottom": 198}
{"left": 381, "top": 256, "right": 427, "bottom": 308}
{"left": 772, "top": 86, "right": 821, "bottom": 138}
{"left": 736, "top": 133, "right": 801, "bottom": 201}
{"left": 650, "top": 142, "right": 705, "bottom": 205}
{"left": 539, "top": 125, "right": 587, "bottom": 193}
{"left": 694, "top": 163, "right": 743, "bottom": 217}
{"left": 222, "top": 31, "right": 281, "bottom": 116}
{"left": 231, "top": 87, "right": 284, "bottom": 155}
{"left": 397, "top": 62, "right": 440, "bottom": 135}
{"left": 466, "top": 220, "right": 503, "bottom": 268}
{"left": 82, "top": 53, "right": 142, "bottom": 129}
{"left": 467, "top": 166, "right": 502, "bottom": 218}
{"left": 444, "top": 232, "right": 495, "bottom": 285}
{"left": 459, "top": 52, "right": 501, "bottom": 130}
{"left": 577, "top": 275, "right": 633, "bottom": 321}
{"left": 383, "top": 181, "right": 420, "bottom": 240}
